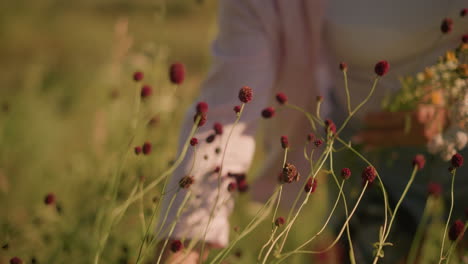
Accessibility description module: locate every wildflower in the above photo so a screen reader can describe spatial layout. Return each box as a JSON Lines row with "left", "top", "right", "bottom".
{"left": 9, "top": 257, "right": 22, "bottom": 264}
{"left": 169, "top": 63, "right": 185, "bottom": 85}
{"left": 412, "top": 154, "right": 426, "bottom": 170}
{"left": 361, "top": 166, "right": 376, "bottom": 183}
{"left": 134, "top": 146, "right": 142, "bottom": 155}
{"left": 461, "top": 8, "right": 468, "bottom": 17}
{"left": 206, "top": 134, "right": 215, "bottom": 143}
{"left": 238, "top": 86, "right": 253, "bottom": 103}
{"left": 140, "top": 85, "right": 152, "bottom": 98}
{"left": 227, "top": 182, "right": 237, "bottom": 192}
{"left": 451, "top": 153, "right": 464, "bottom": 168}
{"left": 133, "top": 71, "right": 144, "bottom": 82}
{"left": 276, "top": 92, "right": 288, "bottom": 104}
{"left": 314, "top": 139, "right": 323, "bottom": 148}
{"left": 307, "top": 133, "right": 315, "bottom": 142}
{"left": 441, "top": 18, "right": 453, "bottom": 34}
{"left": 304, "top": 177, "right": 318, "bottom": 193}
{"left": 339, "top": 62, "right": 348, "bottom": 72}
{"left": 316, "top": 96, "right": 323, "bottom": 102}
{"left": 179, "top": 176, "right": 194, "bottom": 189}
{"left": 44, "top": 193, "right": 56, "bottom": 205}
{"left": 237, "top": 179, "right": 249, "bottom": 193}
{"left": 324, "top": 119, "right": 337, "bottom": 135}
{"left": 190, "top": 137, "right": 198, "bottom": 146}
{"left": 193, "top": 113, "right": 207, "bottom": 127}
{"left": 196, "top": 102, "right": 208, "bottom": 114}
{"left": 341, "top": 168, "right": 351, "bottom": 180}
{"left": 280, "top": 136, "right": 289, "bottom": 149}
{"left": 448, "top": 219, "right": 465, "bottom": 241}
{"left": 213, "top": 122, "right": 223, "bottom": 135}
{"left": 427, "top": 182, "right": 442, "bottom": 197}
{"left": 275, "top": 217, "right": 286, "bottom": 227}
{"left": 233, "top": 105, "right": 241, "bottom": 113}
{"left": 282, "top": 163, "right": 300, "bottom": 183}
{"left": 170, "top": 240, "right": 183, "bottom": 253}
{"left": 374, "top": 60, "right": 390, "bottom": 76}
{"left": 214, "top": 166, "right": 220, "bottom": 173}
{"left": 261, "top": 107, "right": 275, "bottom": 118}
{"left": 141, "top": 142, "right": 152, "bottom": 155}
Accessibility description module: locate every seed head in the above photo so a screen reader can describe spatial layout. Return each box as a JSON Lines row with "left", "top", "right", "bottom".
{"left": 307, "top": 133, "right": 315, "bottom": 142}
{"left": 304, "top": 177, "right": 318, "bottom": 193}
{"left": 262, "top": 107, "right": 275, "bottom": 118}
{"left": 280, "top": 136, "right": 289, "bottom": 149}
{"left": 324, "top": 119, "right": 337, "bottom": 135}
{"left": 448, "top": 219, "right": 465, "bottom": 241}
{"left": 276, "top": 92, "right": 288, "bottom": 105}
{"left": 194, "top": 113, "right": 207, "bottom": 127}
{"left": 213, "top": 122, "right": 223, "bottom": 135}
{"left": 134, "top": 146, "right": 142, "bottom": 155}
{"left": 237, "top": 179, "right": 249, "bottom": 193}
{"left": 142, "top": 142, "right": 152, "bottom": 155}
{"left": 179, "top": 176, "right": 194, "bottom": 189}
{"left": 44, "top": 193, "right": 56, "bottom": 205}
{"left": 238, "top": 86, "right": 253, "bottom": 103}
{"left": 227, "top": 182, "right": 237, "bottom": 192}
{"left": 190, "top": 137, "right": 198, "bottom": 146}
{"left": 341, "top": 168, "right": 351, "bottom": 180}
{"left": 169, "top": 63, "right": 185, "bottom": 85}
{"left": 339, "top": 62, "right": 348, "bottom": 72}
{"left": 214, "top": 166, "right": 220, "bottom": 173}
{"left": 140, "top": 85, "right": 152, "bottom": 98}
{"left": 316, "top": 96, "right": 323, "bottom": 102}
{"left": 206, "top": 134, "right": 215, "bottom": 143}
{"left": 361, "top": 166, "right": 376, "bottom": 183}
{"left": 441, "top": 18, "right": 453, "bottom": 34}
{"left": 170, "top": 240, "right": 183, "bottom": 252}
{"left": 462, "top": 34, "right": 468, "bottom": 44}
{"left": 133, "top": 71, "right": 144, "bottom": 82}
{"left": 374, "top": 60, "right": 390, "bottom": 76}
{"left": 233, "top": 105, "right": 241, "bottom": 114}
{"left": 282, "top": 163, "right": 300, "bottom": 183}
{"left": 461, "top": 8, "right": 468, "bottom": 17}
{"left": 427, "top": 182, "right": 442, "bottom": 197}
{"left": 412, "top": 154, "right": 426, "bottom": 170}
{"left": 275, "top": 217, "right": 286, "bottom": 227}
{"left": 196, "top": 102, "right": 208, "bottom": 114}
{"left": 10, "top": 257, "right": 22, "bottom": 264}
{"left": 451, "top": 153, "right": 464, "bottom": 168}
{"left": 314, "top": 139, "right": 323, "bottom": 148}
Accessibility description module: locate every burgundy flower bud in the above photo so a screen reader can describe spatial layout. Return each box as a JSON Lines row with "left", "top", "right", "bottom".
{"left": 44, "top": 193, "right": 56, "bottom": 205}
{"left": 461, "top": 8, "right": 468, "bottom": 17}
{"left": 324, "top": 119, "right": 337, "bottom": 135}
{"left": 427, "top": 182, "right": 442, "bottom": 197}
{"left": 133, "top": 71, "right": 144, "bottom": 82}
{"left": 196, "top": 102, "right": 208, "bottom": 114}
{"left": 214, "top": 166, "right": 220, "bottom": 173}
{"left": 307, "top": 133, "right": 315, "bottom": 142}
{"left": 374, "top": 60, "right": 390, "bottom": 76}
{"left": 262, "top": 107, "right": 275, "bottom": 118}
{"left": 280, "top": 136, "right": 289, "bottom": 149}
{"left": 190, "top": 137, "right": 198, "bottom": 146}
{"left": 10, "top": 257, "right": 22, "bottom": 264}
{"left": 179, "top": 176, "right": 194, "bottom": 189}
{"left": 194, "top": 113, "right": 207, "bottom": 127}
{"left": 213, "top": 122, "right": 223, "bottom": 135}
{"left": 238, "top": 86, "right": 253, "bottom": 103}
{"left": 314, "top": 139, "right": 323, "bottom": 148}
{"left": 206, "top": 134, "right": 215, "bottom": 143}
{"left": 275, "top": 217, "right": 286, "bottom": 227}
{"left": 462, "top": 34, "right": 468, "bottom": 44}
{"left": 170, "top": 240, "right": 183, "bottom": 253}
{"left": 134, "top": 146, "right": 142, "bottom": 155}
{"left": 233, "top": 105, "right": 241, "bottom": 114}
{"left": 341, "top": 168, "right": 351, "bottom": 180}
{"left": 276, "top": 92, "right": 288, "bottom": 105}
{"left": 448, "top": 166, "right": 455, "bottom": 173}
{"left": 339, "top": 62, "right": 348, "bottom": 72}
{"left": 412, "top": 154, "right": 426, "bottom": 170}
{"left": 169, "top": 63, "right": 185, "bottom": 85}
{"left": 304, "top": 177, "right": 318, "bottom": 193}
{"left": 448, "top": 219, "right": 465, "bottom": 241}
{"left": 361, "top": 166, "right": 376, "bottom": 183}
{"left": 451, "top": 153, "right": 464, "bottom": 168}
{"left": 316, "top": 96, "right": 323, "bottom": 102}
{"left": 142, "top": 142, "right": 152, "bottom": 155}
{"left": 140, "top": 85, "right": 152, "bottom": 98}
{"left": 282, "top": 163, "right": 300, "bottom": 183}
{"left": 227, "top": 182, "right": 237, "bottom": 192}
{"left": 237, "top": 179, "right": 249, "bottom": 193}
{"left": 441, "top": 18, "right": 453, "bottom": 34}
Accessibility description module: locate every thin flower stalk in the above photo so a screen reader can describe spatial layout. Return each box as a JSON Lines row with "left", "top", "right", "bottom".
{"left": 438, "top": 170, "right": 457, "bottom": 264}
{"left": 406, "top": 197, "right": 433, "bottom": 264}
{"left": 444, "top": 221, "right": 467, "bottom": 263}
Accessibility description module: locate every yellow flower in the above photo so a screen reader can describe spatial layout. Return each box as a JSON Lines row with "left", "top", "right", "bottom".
{"left": 430, "top": 90, "right": 444, "bottom": 106}
{"left": 445, "top": 51, "right": 457, "bottom": 62}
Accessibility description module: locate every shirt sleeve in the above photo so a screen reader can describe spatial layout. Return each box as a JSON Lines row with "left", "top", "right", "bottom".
{"left": 156, "top": 0, "right": 276, "bottom": 247}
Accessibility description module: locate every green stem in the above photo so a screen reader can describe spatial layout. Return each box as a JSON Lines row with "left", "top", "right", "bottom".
{"left": 343, "top": 70, "right": 352, "bottom": 114}
{"left": 438, "top": 170, "right": 457, "bottom": 264}
{"left": 406, "top": 198, "right": 431, "bottom": 264}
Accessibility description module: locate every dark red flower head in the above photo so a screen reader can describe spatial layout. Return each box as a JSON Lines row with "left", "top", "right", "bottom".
{"left": 412, "top": 154, "right": 426, "bottom": 170}
{"left": 276, "top": 92, "right": 288, "bottom": 105}
{"left": 374, "top": 60, "right": 390, "bottom": 76}
{"left": 427, "top": 182, "right": 442, "bottom": 197}
{"left": 134, "top": 146, "right": 142, "bottom": 155}
{"left": 324, "top": 119, "right": 337, "bottom": 135}
{"left": 314, "top": 139, "right": 323, "bottom": 148}
{"left": 448, "top": 219, "right": 465, "bottom": 241}
{"left": 227, "top": 182, "right": 237, "bottom": 192}
{"left": 304, "top": 177, "right": 318, "bottom": 193}
{"left": 237, "top": 179, "right": 249, "bottom": 193}
{"left": 190, "top": 137, "right": 198, "bottom": 146}
{"left": 282, "top": 163, "right": 300, "bottom": 183}
{"left": 10, "top": 257, "right": 22, "bottom": 264}
{"left": 213, "top": 122, "right": 223, "bottom": 135}
{"left": 44, "top": 193, "right": 56, "bottom": 205}
{"left": 451, "top": 153, "right": 464, "bottom": 168}
{"left": 280, "top": 136, "right": 289, "bottom": 149}
{"left": 233, "top": 105, "right": 241, "bottom": 114}
{"left": 140, "top": 85, "right": 152, "bottom": 98}
{"left": 362, "top": 166, "right": 376, "bottom": 183}
{"left": 316, "top": 96, "right": 324, "bottom": 102}
{"left": 341, "top": 168, "right": 351, "bottom": 180}
{"left": 441, "top": 18, "right": 453, "bottom": 34}
{"left": 275, "top": 217, "right": 286, "bottom": 227}
{"left": 169, "top": 63, "right": 185, "bottom": 85}
{"left": 307, "top": 133, "right": 315, "bottom": 142}
{"left": 262, "top": 107, "right": 275, "bottom": 118}
{"left": 170, "top": 240, "right": 183, "bottom": 253}
{"left": 179, "top": 176, "right": 194, "bottom": 189}
{"left": 461, "top": 8, "right": 468, "bottom": 17}
{"left": 196, "top": 102, "right": 208, "bottom": 114}
{"left": 238, "top": 86, "right": 253, "bottom": 103}
{"left": 133, "top": 71, "right": 144, "bottom": 82}
{"left": 194, "top": 113, "right": 207, "bottom": 127}
{"left": 206, "top": 134, "right": 216, "bottom": 143}
{"left": 462, "top": 34, "right": 468, "bottom": 44}
{"left": 142, "top": 142, "right": 152, "bottom": 155}
{"left": 339, "top": 62, "right": 348, "bottom": 72}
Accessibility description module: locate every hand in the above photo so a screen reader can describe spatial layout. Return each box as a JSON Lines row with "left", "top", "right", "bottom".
{"left": 352, "top": 105, "right": 448, "bottom": 149}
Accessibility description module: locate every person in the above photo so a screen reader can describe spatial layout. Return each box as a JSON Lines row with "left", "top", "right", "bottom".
{"left": 157, "top": 0, "right": 468, "bottom": 263}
